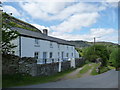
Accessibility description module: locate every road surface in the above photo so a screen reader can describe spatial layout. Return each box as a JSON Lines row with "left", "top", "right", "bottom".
{"left": 14, "top": 70, "right": 119, "bottom": 88}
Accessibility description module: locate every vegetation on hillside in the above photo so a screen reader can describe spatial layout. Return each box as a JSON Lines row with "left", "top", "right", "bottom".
{"left": 83, "top": 45, "right": 109, "bottom": 66}
{"left": 76, "top": 43, "right": 120, "bottom": 73}
{"left": 2, "top": 12, "right": 41, "bottom": 32}
{"left": 109, "top": 48, "right": 120, "bottom": 70}
{"left": 2, "top": 13, "right": 19, "bottom": 54}
{"left": 69, "top": 40, "right": 117, "bottom": 49}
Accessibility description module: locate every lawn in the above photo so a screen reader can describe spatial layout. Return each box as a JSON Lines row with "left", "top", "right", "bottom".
{"left": 3, "top": 68, "right": 75, "bottom": 88}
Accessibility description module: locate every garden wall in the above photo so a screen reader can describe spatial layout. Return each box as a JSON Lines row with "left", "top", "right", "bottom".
{"left": 75, "top": 58, "right": 85, "bottom": 67}
{"left": 2, "top": 54, "right": 85, "bottom": 76}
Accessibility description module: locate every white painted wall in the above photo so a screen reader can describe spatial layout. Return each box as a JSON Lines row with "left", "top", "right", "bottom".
{"left": 11, "top": 37, "right": 19, "bottom": 56}
{"left": 13, "top": 36, "right": 80, "bottom": 64}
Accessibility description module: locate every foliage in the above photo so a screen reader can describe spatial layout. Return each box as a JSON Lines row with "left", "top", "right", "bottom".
{"left": 75, "top": 48, "right": 82, "bottom": 56}
{"left": 109, "top": 48, "right": 120, "bottom": 70}
{"left": 99, "top": 66, "right": 110, "bottom": 73}
{"left": 83, "top": 45, "right": 109, "bottom": 66}
{"left": 2, "top": 12, "right": 19, "bottom": 54}
{"left": 91, "top": 63, "right": 101, "bottom": 75}
{"left": 3, "top": 12, "right": 39, "bottom": 32}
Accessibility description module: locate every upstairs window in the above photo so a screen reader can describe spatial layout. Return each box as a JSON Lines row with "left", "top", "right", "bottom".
{"left": 35, "top": 38, "right": 39, "bottom": 44}
{"left": 50, "top": 42, "right": 53, "bottom": 48}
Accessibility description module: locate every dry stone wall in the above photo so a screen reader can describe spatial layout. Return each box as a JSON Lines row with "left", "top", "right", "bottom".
{"left": 2, "top": 54, "right": 85, "bottom": 76}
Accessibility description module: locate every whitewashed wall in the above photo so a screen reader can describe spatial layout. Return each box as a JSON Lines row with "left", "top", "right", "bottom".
{"left": 11, "top": 37, "right": 19, "bottom": 56}
{"left": 13, "top": 36, "right": 79, "bottom": 64}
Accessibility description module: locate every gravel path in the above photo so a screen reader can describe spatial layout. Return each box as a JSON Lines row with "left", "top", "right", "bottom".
{"left": 59, "top": 63, "right": 93, "bottom": 80}
{"left": 60, "top": 67, "right": 83, "bottom": 80}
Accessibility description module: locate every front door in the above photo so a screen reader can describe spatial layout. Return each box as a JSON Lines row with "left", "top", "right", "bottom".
{"left": 43, "top": 52, "right": 47, "bottom": 64}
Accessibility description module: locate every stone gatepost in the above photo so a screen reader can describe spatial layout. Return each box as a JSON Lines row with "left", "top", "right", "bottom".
{"left": 71, "top": 58, "right": 76, "bottom": 68}
{"left": 58, "top": 59, "right": 62, "bottom": 72}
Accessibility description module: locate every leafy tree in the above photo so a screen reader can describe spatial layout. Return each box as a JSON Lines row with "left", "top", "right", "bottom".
{"left": 109, "top": 48, "right": 120, "bottom": 70}
{"left": 83, "top": 45, "right": 109, "bottom": 66}
{"left": 1, "top": 12, "right": 19, "bottom": 54}
{"left": 75, "top": 48, "right": 82, "bottom": 57}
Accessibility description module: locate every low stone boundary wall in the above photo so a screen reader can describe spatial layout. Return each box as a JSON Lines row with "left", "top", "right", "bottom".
{"left": 36, "top": 63, "right": 59, "bottom": 76}
{"left": 2, "top": 54, "right": 85, "bottom": 76}
{"left": 75, "top": 58, "right": 85, "bottom": 67}
{"left": 2, "top": 54, "right": 37, "bottom": 75}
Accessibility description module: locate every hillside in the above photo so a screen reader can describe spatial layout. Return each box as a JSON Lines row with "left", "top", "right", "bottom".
{"left": 68, "top": 40, "right": 91, "bottom": 48}
{"left": 68, "top": 40, "right": 118, "bottom": 49}
{"left": 2, "top": 12, "right": 42, "bottom": 33}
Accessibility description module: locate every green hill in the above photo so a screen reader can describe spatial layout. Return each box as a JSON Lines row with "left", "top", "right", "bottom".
{"left": 68, "top": 40, "right": 118, "bottom": 49}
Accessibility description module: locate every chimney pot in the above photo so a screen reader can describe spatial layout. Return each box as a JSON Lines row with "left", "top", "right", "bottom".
{"left": 43, "top": 29, "right": 48, "bottom": 35}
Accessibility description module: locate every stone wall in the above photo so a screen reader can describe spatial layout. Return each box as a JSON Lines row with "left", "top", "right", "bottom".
{"left": 2, "top": 54, "right": 85, "bottom": 76}
{"left": 61, "top": 61, "right": 71, "bottom": 71}
{"left": 2, "top": 54, "right": 37, "bottom": 75}
{"left": 36, "top": 63, "right": 59, "bottom": 76}
{"left": 75, "top": 58, "right": 85, "bottom": 67}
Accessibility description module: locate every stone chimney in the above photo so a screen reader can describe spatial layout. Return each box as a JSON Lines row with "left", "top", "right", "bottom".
{"left": 43, "top": 29, "right": 48, "bottom": 35}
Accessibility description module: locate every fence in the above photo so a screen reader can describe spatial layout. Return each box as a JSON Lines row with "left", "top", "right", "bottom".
{"left": 37, "top": 58, "right": 71, "bottom": 64}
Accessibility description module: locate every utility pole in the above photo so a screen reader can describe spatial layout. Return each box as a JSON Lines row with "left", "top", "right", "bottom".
{"left": 93, "top": 37, "right": 96, "bottom": 52}
{"left": 94, "top": 37, "right": 95, "bottom": 46}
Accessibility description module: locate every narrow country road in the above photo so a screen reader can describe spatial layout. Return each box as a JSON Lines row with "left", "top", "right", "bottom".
{"left": 14, "top": 70, "right": 119, "bottom": 88}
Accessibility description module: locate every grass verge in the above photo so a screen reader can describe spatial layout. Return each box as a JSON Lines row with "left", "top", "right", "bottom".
{"left": 3, "top": 68, "right": 75, "bottom": 88}
{"left": 99, "top": 66, "right": 110, "bottom": 73}
{"left": 91, "top": 63, "right": 100, "bottom": 75}
{"left": 79, "top": 63, "right": 92, "bottom": 74}
{"left": 108, "top": 66, "right": 115, "bottom": 70}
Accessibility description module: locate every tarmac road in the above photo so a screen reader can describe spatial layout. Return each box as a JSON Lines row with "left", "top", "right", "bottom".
{"left": 14, "top": 70, "right": 119, "bottom": 88}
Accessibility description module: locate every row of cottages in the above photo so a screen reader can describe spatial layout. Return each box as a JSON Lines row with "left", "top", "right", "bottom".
{"left": 8, "top": 16, "right": 79, "bottom": 64}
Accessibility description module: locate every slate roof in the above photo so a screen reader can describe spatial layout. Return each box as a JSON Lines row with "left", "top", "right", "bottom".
{"left": 11, "top": 27, "right": 74, "bottom": 46}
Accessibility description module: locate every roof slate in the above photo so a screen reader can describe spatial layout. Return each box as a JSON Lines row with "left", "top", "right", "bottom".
{"left": 11, "top": 27, "right": 74, "bottom": 46}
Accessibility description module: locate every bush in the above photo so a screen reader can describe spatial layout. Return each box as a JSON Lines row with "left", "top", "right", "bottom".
{"left": 109, "top": 48, "right": 120, "bottom": 70}
{"left": 83, "top": 45, "right": 109, "bottom": 66}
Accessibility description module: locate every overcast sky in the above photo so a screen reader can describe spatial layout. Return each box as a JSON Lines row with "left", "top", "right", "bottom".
{"left": 2, "top": 0, "right": 119, "bottom": 43}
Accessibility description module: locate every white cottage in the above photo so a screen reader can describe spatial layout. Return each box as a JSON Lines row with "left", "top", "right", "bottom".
{"left": 11, "top": 27, "right": 79, "bottom": 64}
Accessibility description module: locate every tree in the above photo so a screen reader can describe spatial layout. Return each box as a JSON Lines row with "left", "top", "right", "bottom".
{"left": 75, "top": 48, "right": 82, "bottom": 57}
{"left": 1, "top": 12, "right": 19, "bottom": 54}
{"left": 83, "top": 45, "right": 109, "bottom": 66}
{"left": 109, "top": 48, "right": 120, "bottom": 70}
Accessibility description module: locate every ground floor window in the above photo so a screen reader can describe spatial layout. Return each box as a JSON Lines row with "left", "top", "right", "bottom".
{"left": 34, "top": 52, "right": 39, "bottom": 59}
